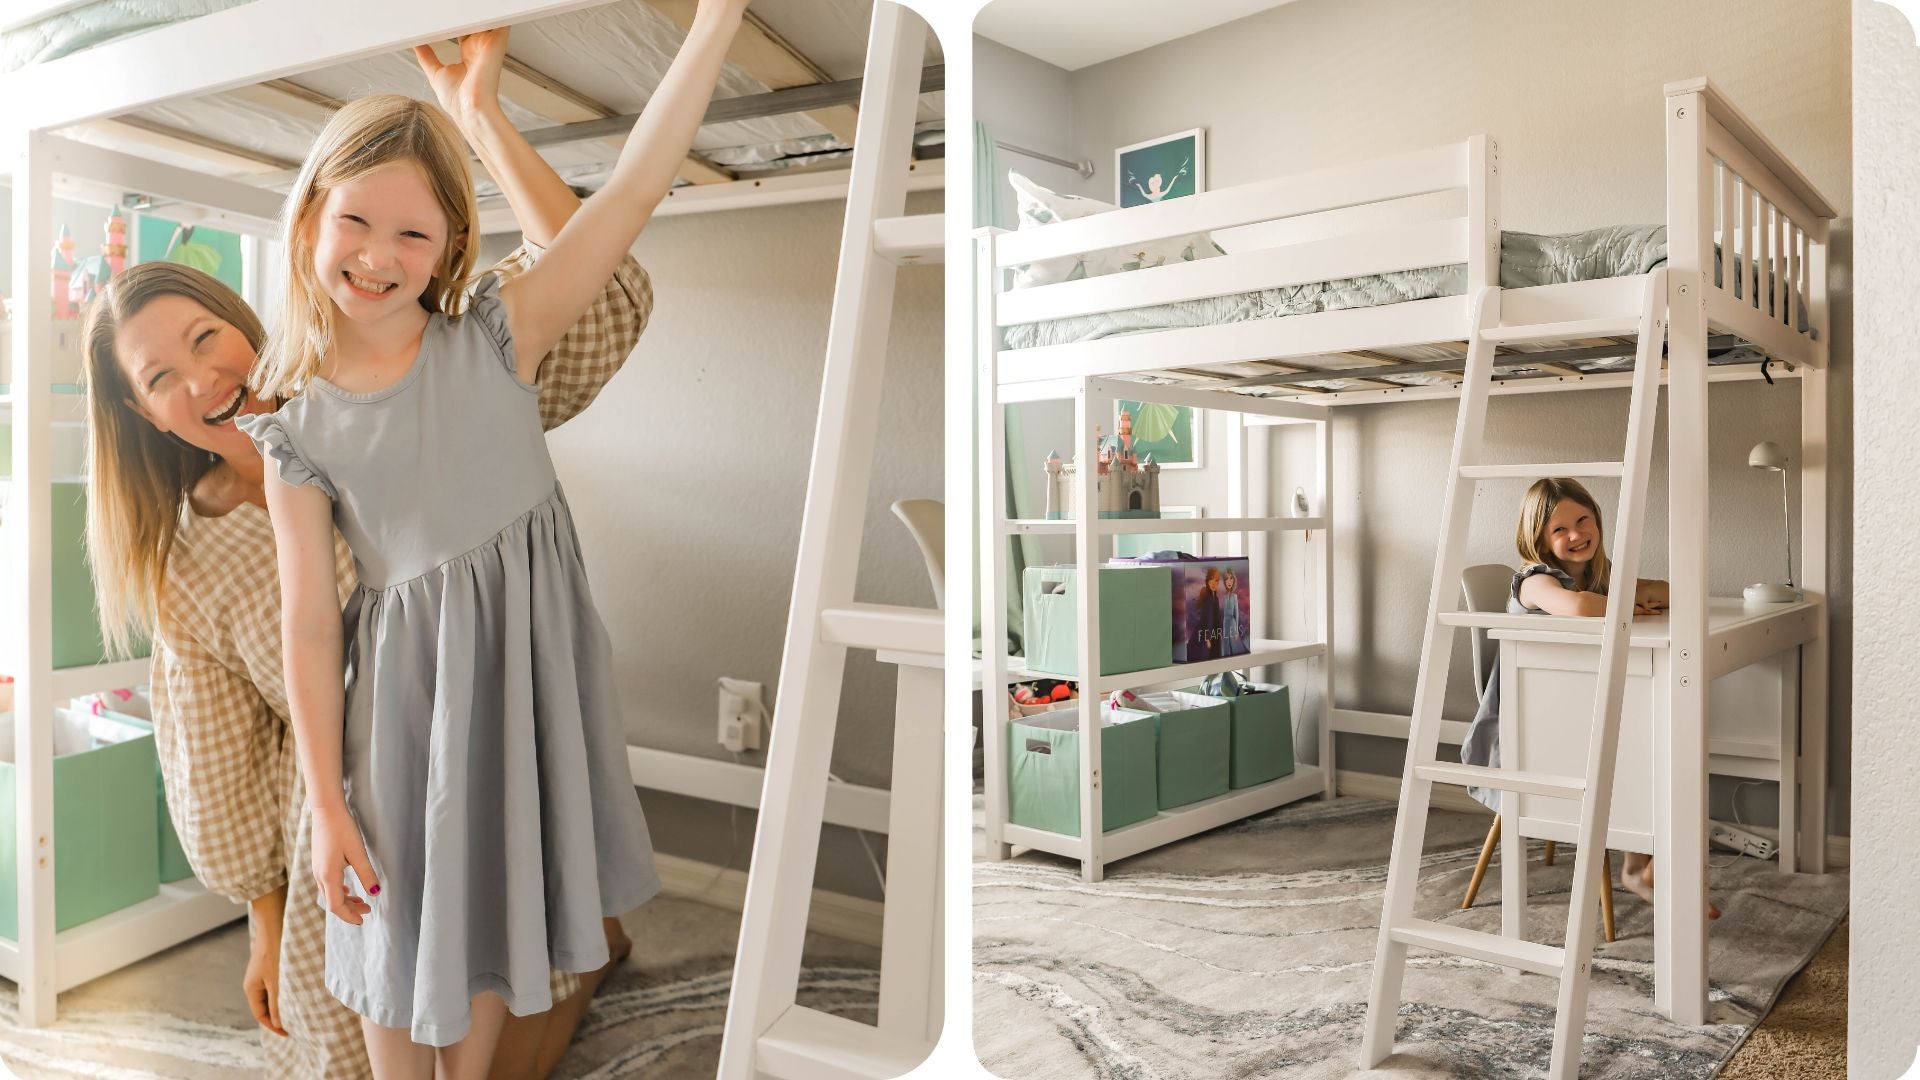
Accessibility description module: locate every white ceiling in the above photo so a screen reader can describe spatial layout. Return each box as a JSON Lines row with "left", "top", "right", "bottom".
{"left": 974, "top": 0, "right": 1302, "bottom": 72}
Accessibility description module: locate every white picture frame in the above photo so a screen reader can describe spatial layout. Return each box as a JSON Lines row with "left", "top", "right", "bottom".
{"left": 1115, "top": 127, "right": 1207, "bottom": 208}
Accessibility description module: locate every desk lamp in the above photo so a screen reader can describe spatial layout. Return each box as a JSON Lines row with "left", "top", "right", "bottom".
{"left": 1743, "top": 441, "right": 1801, "bottom": 603}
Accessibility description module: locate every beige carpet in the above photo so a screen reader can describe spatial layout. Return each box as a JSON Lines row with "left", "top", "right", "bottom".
{"left": 1721, "top": 918, "right": 1847, "bottom": 1078}
{"left": 975, "top": 794, "right": 1848, "bottom": 1078}
{"left": 0, "top": 895, "right": 877, "bottom": 1078}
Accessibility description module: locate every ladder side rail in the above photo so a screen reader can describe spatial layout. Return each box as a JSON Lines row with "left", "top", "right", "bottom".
{"left": 1545, "top": 272, "right": 1668, "bottom": 1079}
{"left": 1073, "top": 378, "right": 1112, "bottom": 883}
{"left": 1359, "top": 284, "right": 1503, "bottom": 1065}
{"left": 1660, "top": 88, "right": 1714, "bottom": 1027}
{"left": 718, "top": 6, "right": 926, "bottom": 1076}
{"left": 978, "top": 228, "right": 1015, "bottom": 862}
{"left": 8, "top": 127, "right": 59, "bottom": 1027}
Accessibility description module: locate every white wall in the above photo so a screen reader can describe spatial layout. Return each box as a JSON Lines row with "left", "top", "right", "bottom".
{"left": 1849, "top": 3, "right": 1919, "bottom": 1074}
{"left": 982, "top": 0, "right": 1852, "bottom": 832}
{"left": 973, "top": 35, "right": 1076, "bottom": 229}
{"left": 482, "top": 189, "right": 943, "bottom": 902}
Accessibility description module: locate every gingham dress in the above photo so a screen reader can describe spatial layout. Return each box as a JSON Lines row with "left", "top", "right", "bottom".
{"left": 148, "top": 247, "right": 650, "bottom": 1076}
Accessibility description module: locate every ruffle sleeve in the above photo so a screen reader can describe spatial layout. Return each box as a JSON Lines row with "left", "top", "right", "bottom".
{"left": 465, "top": 272, "right": 518, "bottom": 378}
{"left": 235, "top": 411, "right": 336, "bottom": 500}
{"left": 1509, "top": 562, "right": 1579, "bottom": 612}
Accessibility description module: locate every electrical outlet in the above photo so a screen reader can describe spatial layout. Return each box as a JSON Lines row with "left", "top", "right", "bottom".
{"left": 1708, "top": 819, "right": 1779, "bottom": 861}
{"left": 717, "top": 676, "right": 764, "bottom": 753}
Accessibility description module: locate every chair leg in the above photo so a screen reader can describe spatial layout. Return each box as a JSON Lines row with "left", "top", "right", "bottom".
{"left": 1543, "top": 839, "right": 1557, "bottom": 866}
{"left": 1462, "top": 816, "right": 1500, "bottom": 909}
{"left": 1601, "top": 850, "right": 1617, "bottom": 943}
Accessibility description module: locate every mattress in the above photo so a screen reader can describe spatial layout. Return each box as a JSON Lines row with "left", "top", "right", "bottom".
{"left": 0, "top": 1, "right": 253, "bottom": 75}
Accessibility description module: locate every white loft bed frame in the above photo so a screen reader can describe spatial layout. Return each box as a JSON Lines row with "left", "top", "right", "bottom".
{"left": 976, "top": 79, "right": 1833, "bottom": 931}
{"left": 0, "top": 0, "right": 945, "bottom": 1032}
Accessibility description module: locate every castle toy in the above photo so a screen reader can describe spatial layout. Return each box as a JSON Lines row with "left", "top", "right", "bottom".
{"left": 103, "top": 209, "right": 127, "bottom": 277}
{"left": 51, "top": 225, "right": 77, "bottom": 319}
{"left": 1044, "top": 407, "right": 1163, "bottom": 519}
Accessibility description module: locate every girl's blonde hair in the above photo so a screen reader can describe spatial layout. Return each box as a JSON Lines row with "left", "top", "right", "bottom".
{"left": 81, "top": 263, "right": 267, "bottom": 657}
{"left": 1515, "top": 477, "right": 1612, "bottom": 593}
{"left": 252, "top": 93, "right": 478, "bottom": 400}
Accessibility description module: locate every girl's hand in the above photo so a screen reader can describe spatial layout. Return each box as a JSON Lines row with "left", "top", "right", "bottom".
{"left": 413, "top": 28, "right": 508, "bottom": 130}
{"left": 244, "top": 914, "right": 288, "bottom": 1037}
{"left": 310, "top": 801, "right": 379, "bottom": 926}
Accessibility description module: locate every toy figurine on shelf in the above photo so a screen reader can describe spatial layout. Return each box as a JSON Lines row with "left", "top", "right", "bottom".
{"left": 1043, "top": 408, "right": 1163, "bottom": 520}
{"left": 50, "top": 225, "right": 77, "bottom": 319}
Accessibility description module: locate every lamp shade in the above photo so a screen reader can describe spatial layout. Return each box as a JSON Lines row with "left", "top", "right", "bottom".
{"left": 1748, "top": 440, "right": 1788, "bottom": 471}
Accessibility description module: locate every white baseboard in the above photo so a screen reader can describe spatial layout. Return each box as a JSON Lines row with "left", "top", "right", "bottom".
{"left": 653, "top": 851, "right": 884, "bottom": 948}
{"left": 1334, "top": 770, "right": 1851, "bottom": 867}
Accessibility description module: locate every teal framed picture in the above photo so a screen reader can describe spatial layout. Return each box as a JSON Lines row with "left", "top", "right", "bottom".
{"left": 1116, "top": 398, "right": 1203, "bottom": 469}
{"left": 1116, "top": 128, "right": 1205, "bottom": 208}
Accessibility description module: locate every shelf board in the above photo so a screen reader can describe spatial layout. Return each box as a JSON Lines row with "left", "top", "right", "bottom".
{"left": 1002, "top": 764, "right": 1328, "bottom": 863}
{"left": 1005, "top": 516, "right": 1326, "bottom": 535}
{"left": 0, "top": 879, "right": 243, "bottom": 992}
{"left": 48, "top": 657, "right": 152, "bottom": 700}
{"left": 1094, "top": 638, "right": 1325, "bottom": 695}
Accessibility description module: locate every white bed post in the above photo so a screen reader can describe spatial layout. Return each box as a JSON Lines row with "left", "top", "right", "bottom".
{"left": 717, "top": 4, "right": 931, "bottom": 1076}
{"left": 1073, "top": 377, "right": 1112, "bottom": 883}
{"left": 1314, "top": 415, "right": 1334, "bottom": 799}
{"left": 1662, "top": 84, "right": 1713, "bottom": 1027}
{"left": 7, "top": 126, "right": 59, "bottom": 1028}
{"left": 978, "top": 227, "right": 1014, "bottom": 863}
{"left": 1798, "top": 223, "right": 1830, "bottom": 874}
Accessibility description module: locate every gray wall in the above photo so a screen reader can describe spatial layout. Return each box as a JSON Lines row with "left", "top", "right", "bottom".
{"left": 981, "top": 0, "right": 1852, "bottom": 833}
{"left": 1849, "top": 3, "right": 1917, "bottom": 1073}
{"left": 483, "top": 189, "right": 943, "bottom": 903}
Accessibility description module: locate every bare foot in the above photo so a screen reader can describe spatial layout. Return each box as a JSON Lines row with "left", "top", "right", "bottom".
{"left": 1623, "top": 857, "right": 1721, "bottom": 919}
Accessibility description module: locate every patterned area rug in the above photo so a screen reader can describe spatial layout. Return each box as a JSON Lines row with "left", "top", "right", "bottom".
{"left": 974, "top": 794, "right": 1848, "bottom": 1079}
{"left": 0, "top": 895, "right": 877, "bottom": 1079}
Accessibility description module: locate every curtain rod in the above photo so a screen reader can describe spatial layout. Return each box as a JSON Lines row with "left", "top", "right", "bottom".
{"left": 995, "top": 139, "right": 1094, "bottom": 179}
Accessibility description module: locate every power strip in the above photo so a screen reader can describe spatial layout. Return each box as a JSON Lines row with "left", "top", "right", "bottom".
{"left": 1709, "top": 819, "right": 1779, "bottom": 861}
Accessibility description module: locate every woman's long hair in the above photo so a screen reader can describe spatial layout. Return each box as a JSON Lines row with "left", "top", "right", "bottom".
{"left": 1514, "top": 477, "right": 1612, "bottom": 594}
{"left": 82, "top": 263, "right": 267, "bottom": 657}
{"left": 251, "top": 93, "right": 478, "bottom": 401}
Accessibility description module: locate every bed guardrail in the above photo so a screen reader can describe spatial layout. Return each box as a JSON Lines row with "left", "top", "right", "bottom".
{"left": 1668, "top": 77, "right": 1835, "bottom": 367}
{"left": 990, "top": 136, "right": 1493, "bottom": 331}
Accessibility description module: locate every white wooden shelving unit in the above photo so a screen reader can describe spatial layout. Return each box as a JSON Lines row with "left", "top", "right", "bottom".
{"left": 980, "top": 364, "right": 1337, "bottom": 884}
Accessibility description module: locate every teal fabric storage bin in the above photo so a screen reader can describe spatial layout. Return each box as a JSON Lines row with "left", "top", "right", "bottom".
{"left": 1007, "top": 710, "right": 1158, "bottom": 836}
{"left": 0, "top": 710, "right": 161, "bottom": 938}
{"left": 96, "top": 712, "right": 195, "bottom": 884}
{"left": 1120, "top": 694, "right": 1231, "bottom": 809}
{"left": 1176, "top": 683, "right": 1295, "bottom": 788}
{"left": 1023, "top": 565, "right": 1173, "bottom": 678}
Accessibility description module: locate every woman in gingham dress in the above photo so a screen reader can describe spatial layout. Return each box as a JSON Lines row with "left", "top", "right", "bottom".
{"left": 81, "top": 35, "right": 649, "bottom": 1079}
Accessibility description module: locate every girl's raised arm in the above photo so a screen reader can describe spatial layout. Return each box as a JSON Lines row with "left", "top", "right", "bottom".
{"left": 498, "top": 0, "right": 747, "bottom": 372}
{"left": 260, "top": 470, "right": 379, "bottom": 924}
{"left": 415, "top": 30, "right": 582, "bottom": 248}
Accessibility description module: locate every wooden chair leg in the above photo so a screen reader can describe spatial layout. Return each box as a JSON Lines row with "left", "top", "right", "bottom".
{"left": 1462, "top": 816, "right": 1500, "bottom": 909}
{"left": 1601, "top": 849, "right": 1617, "bottom": 943}
{"left": 1543, "top": 839, "right": 1557, "bottom": 866}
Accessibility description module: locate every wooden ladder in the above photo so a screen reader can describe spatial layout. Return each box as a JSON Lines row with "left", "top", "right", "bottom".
{"left": 715, "top": 3, "right": 943, "bottom": 1078}
{"left": 1359, "top": 271, "right": 1668, "bottom": 1079}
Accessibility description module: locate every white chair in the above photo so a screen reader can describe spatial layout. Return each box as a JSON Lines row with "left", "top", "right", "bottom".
{"left": 1457, "top": 564, "right": 1614, "bottom": 943}
{"left": 890, "top": 499, "right": 943, "bottom": 608}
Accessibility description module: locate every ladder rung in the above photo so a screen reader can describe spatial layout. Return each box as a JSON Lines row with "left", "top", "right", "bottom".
{"left": 1415, "top": 762, "right": 1585, "bottom": 801}
{"left": 872, "top": 213, "right": 945, "bottom": 265}
{"left": 1436, "top": 611, "right": 1605, "bottom": 634}
{"left": 1481, "top": 317, "right": 1642, "bottom": 344}
{"left": 1459, "top": 461, "right": 1624, "bottom": 479}
{"left": 1389, "top": 919, "right": 1566, "bottom": 977}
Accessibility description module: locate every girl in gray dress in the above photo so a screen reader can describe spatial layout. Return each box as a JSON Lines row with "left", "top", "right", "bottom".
{"left": 237, "top": 6, "right": 749, "bottom": 1076}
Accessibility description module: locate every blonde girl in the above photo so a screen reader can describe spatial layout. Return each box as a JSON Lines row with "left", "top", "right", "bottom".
{"left": 81, "top": 28, "right": 653, "bottom": 1078}
{"left": 236, "top": 5, "right": 747, "bottom": 1076}
{"left": 1461, "top": 479, "right": 1713, "bottom": 917}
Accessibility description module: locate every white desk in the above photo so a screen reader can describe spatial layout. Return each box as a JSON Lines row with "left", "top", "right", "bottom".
{"left": 1491, "top": 597, "right": 1820, "bottom": 1024}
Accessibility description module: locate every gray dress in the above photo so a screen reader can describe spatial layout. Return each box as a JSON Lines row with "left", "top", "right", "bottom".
{"left": 1459, "top": 563, "right": 1581, "bottom": 811}
{"left": 237, "top": 277, "right": 661, "bottom": 1046}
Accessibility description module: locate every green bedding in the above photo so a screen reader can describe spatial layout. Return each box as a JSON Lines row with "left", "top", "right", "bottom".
{"left": 1000, "top": 225, "right": 1674, "bottom": 351}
